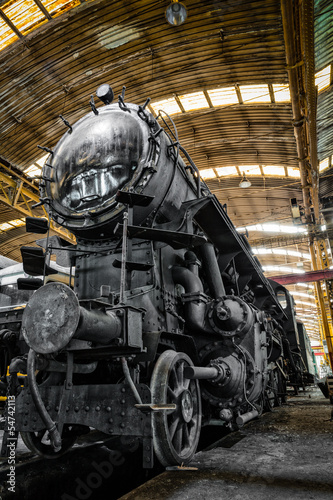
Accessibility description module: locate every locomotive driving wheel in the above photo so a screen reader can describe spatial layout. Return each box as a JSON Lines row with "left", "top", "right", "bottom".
{"left": 21, "top": 426, "right": 77, "bottom": 459}
{"left": 151, "top": 350, "right": 202, "bottom": 466}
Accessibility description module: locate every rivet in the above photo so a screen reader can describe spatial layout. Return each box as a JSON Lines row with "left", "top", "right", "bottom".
{"left": 96, "top": 406, "right": 101, "bottom": 411}
{"left": 106, "top": 407, "right": 111, "bottom": 412}
{"left": 121, "top": 411, "right": 125, "bottom": 417}
{"left": 85, "top": 406, "right": 90, "bottom": 411}
{"left": 108, "top": 418, "right": 113, "bottom": 424}
{"left": 120, "top": 423, "right": 125, "bottom": 428}
{"left": 121, "top": 388, "right": 126, "bottom": 393}
{"left": 121, "top": 399, "right": 126, "bottom": 404}
{"left": 74, "top": 406, "right": 79, "bottom": 412}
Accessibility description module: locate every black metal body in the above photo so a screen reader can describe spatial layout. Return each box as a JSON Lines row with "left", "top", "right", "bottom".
{"left": 1, "top": 87, "right": 312, "bottom": 466}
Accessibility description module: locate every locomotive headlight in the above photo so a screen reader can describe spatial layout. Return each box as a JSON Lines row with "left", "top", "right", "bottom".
{"left": 48, "top": 110, "right": 144, "bottom": 217}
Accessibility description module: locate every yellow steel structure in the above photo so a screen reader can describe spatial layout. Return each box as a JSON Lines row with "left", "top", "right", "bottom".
{"left": 0, "top": 163, "right": 75, "bottom": 244}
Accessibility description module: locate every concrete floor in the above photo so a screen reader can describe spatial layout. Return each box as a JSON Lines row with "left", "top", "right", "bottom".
{"left": 120, "top": 387, "right": 333, "bottom": 500}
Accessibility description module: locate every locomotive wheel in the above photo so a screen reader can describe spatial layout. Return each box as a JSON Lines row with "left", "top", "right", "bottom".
{"left": 21, "top": 426, "right": 77, "bottom": 459}
{"left": 265, "top": 369, "right": 282, "bottom": 410}
{"left": 151, "top": 350, "right": 202, "bottom": 467}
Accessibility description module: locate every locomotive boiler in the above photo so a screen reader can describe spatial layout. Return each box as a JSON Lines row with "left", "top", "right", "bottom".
{"left": 4, "top": 85, "right": 291, "bottom": 466}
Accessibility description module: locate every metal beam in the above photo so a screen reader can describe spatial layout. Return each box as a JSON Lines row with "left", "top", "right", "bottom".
{"left": 269, "top": 269, "right": 333, "bottom": 285}
{"left": 0, "top": 169, "right": 75, "bottom": 243}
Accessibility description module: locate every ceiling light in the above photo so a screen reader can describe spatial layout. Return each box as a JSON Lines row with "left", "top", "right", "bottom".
{"left": 239, "top": 172, "right": 251, "bottom": 188}
{"left": 165, "top": 1, "right": 187, "bottom": 26}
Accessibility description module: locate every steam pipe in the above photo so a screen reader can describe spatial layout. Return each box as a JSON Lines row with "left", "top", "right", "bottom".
{"left": 27, "top": 349, "right": 62, "bottom": 452}
{"left": 200, "top": 243, "right": 225, "bottom": 298}
{"left": 172, "top": 266, "right": 210, "bottom": 333}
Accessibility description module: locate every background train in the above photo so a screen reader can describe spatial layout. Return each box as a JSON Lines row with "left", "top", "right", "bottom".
{"left": 0, "top": 85, "right": 315, "bottom": 466}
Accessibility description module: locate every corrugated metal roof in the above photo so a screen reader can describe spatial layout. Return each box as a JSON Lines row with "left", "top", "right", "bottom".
{"left": 314, "top": 0, "right": 333, "bottom": 71}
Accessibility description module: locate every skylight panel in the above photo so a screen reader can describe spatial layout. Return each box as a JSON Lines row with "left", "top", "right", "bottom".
{"left": 239, "top": 85, "right": 271, "bottom": 104}
{"left": 0, "top": 218, "right": 25, "bottom": 232}
{"left": 207, "top": 87, "right": 239, "bottom": 106}
{"left": 272, "top": 84, "right": 291, "bottom": 102}
{"left": 215, "top": 166, "right": 238, "bottom": 177}
{"left": 287, "top": 167, "right": 300, "bottom": 178}
{"left": 36, "top": 154, "right": 49, "bottom": 167}
{"left": 150, "top": 97, "right": 181, "bottom": 115}
{"left": 178, "top": 91, "right": 209, "bottom": 112}
{"left": 244, "top": 223, "right": 307, "bottom": 234}
{"left": 0, "top": 17, "right": 18, "bottom": 51}
{"left": 319, "top": 157, "right": 330, "bottom": 172}
{"left": 40, "top": 0, "right": 80, "bottom": 17}
{"left": 315, "top": 65, "right": 331, "bottom": 92}
{"left": 263, "top": 165, "right": 286, "bottom": 177}
{"left": 24, "top": 164, "right": 42, "bottom": 177}
{"left": 2, "top": 0, "right": 47, "bottom": 35}
{"left": 262, "top": 265, "right": 305, "bottom": 274}
{"left": 239, "top": 165, "right": 261, "bottom": 176}
{"left": 199, "top": 168, "right": 216, "bottom": 180}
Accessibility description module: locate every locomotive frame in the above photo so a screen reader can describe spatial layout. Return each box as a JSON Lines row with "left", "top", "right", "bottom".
{"left": 0, "top": 85, "right": 312, "bottom": 467}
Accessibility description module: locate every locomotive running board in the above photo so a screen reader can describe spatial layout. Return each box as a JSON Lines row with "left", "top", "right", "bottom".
{"left": 135, "top": 403, "right": 176, "bottom": 413}
{"left": 114, "top": 224, "right": 207, "bottom": 249}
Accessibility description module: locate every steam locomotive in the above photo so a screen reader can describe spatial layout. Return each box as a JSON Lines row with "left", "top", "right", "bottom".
{"left": 0, "top": 85, "right": 309, "bottom": 466}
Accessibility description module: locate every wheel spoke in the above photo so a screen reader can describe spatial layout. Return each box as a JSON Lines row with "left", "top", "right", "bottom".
{"left": 183, "top": 423, "right": 190, "bottom": 447}
{"left": 169, "top": 416, "right": 180, "bottom": 441}
{"left": 184, "top": 377, "right": 190, "bottom": 390}
{"left": 172, "top": 367, "right": 179, "bottom": 387}
{"left": 177, "top": 361, "right": 184, "bottom": 388}
{"left": 173, "top": 424, "right": 183, "bottom": 453}
{"left": 167, "top": 385, "right": 177, "bottom": 401}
